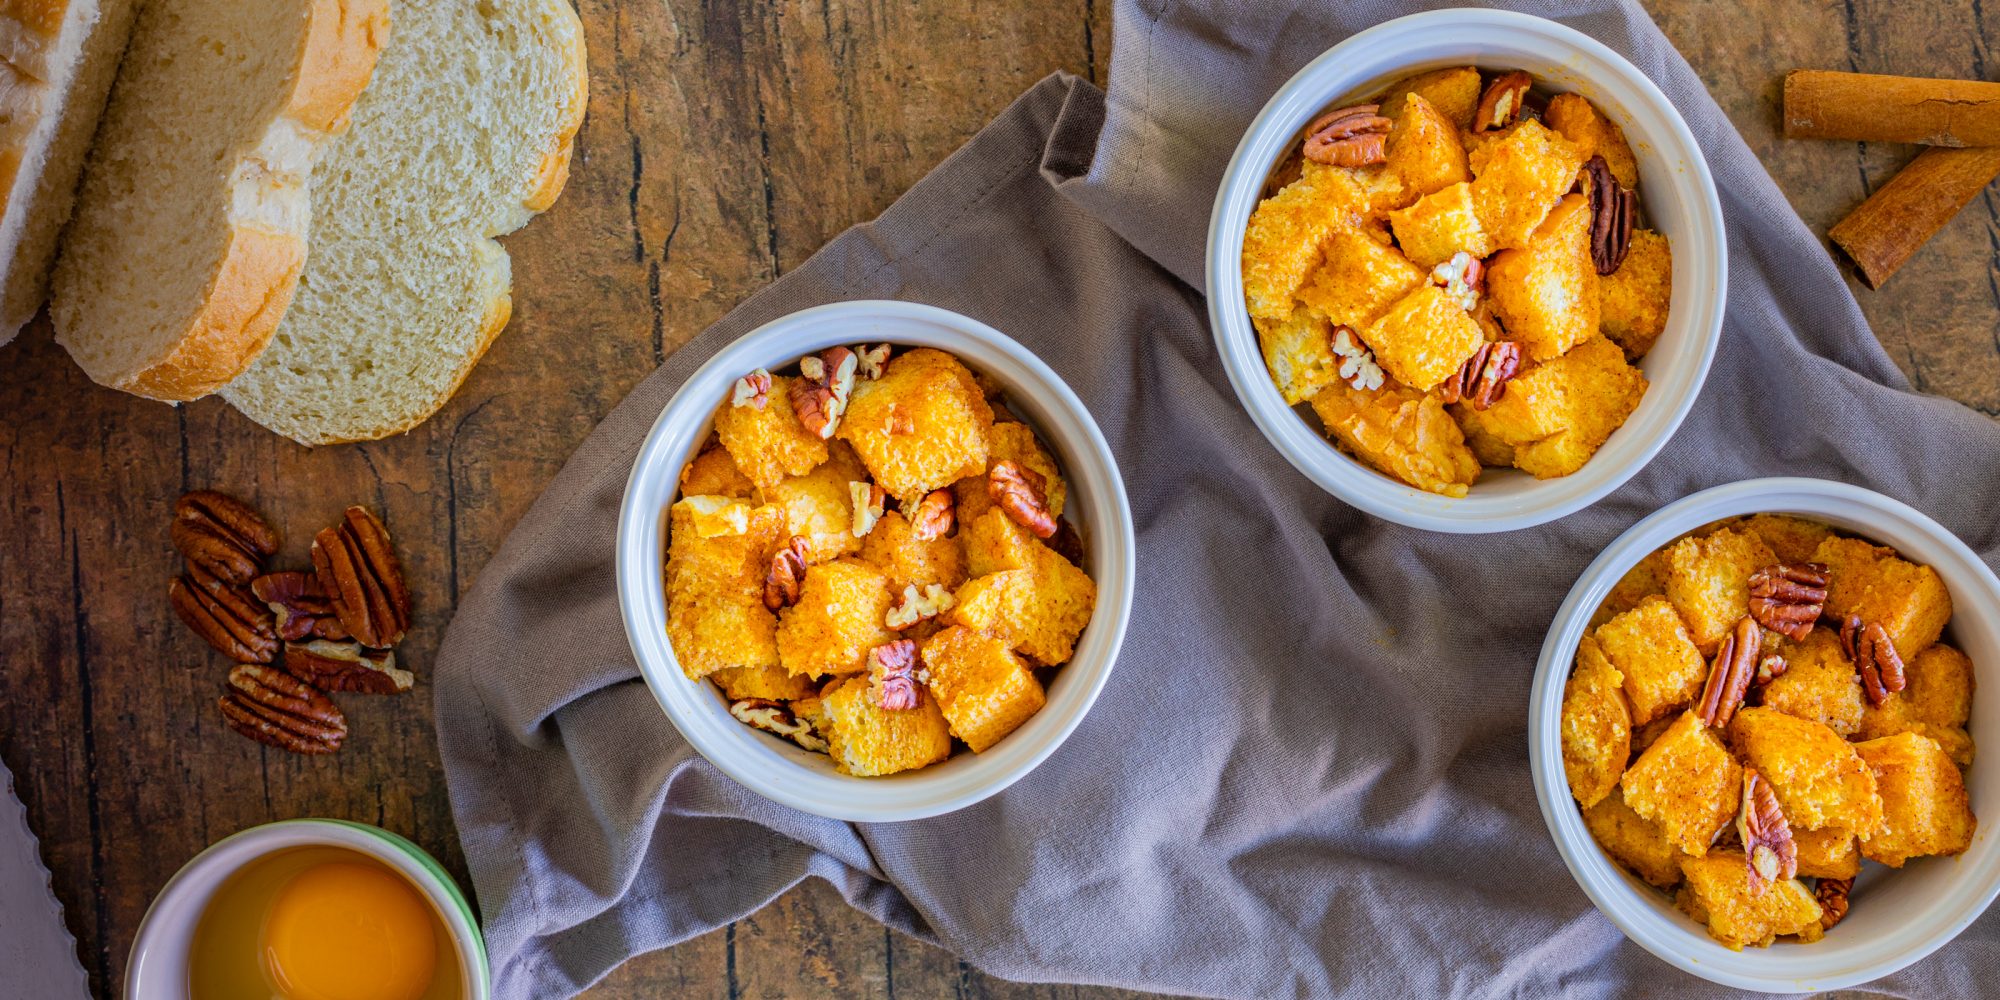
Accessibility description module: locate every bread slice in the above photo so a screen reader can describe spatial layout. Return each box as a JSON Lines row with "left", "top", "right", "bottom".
{"left": 0, "top": 0, "right": 139, "bottom": 345}
{"left": 49, "top": 0, "right": 388, "bottom": 401}
{"left": 221, "top": 0, "right": 588, "bottom": 444}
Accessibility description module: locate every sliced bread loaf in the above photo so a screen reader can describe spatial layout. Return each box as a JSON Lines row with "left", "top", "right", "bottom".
{"left": 0, "top": 0, "right": 139, "bottom": 344}
{"left": 50, "top": 0, "right": 387, "bottom": 401}
{"left": 221, "top": 0, "right": 588, "bottom": 445}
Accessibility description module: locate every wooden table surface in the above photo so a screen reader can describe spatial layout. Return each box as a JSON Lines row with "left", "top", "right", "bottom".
{"left": 3, "top": 2, "right": 1995, "bottom": 997}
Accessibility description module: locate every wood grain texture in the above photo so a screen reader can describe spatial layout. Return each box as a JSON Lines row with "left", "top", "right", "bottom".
{"left": 0, "top": 2, "right": 1991, "bottom": 998}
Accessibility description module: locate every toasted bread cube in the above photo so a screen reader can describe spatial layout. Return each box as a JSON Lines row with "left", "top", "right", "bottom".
{"left": 1622, "top": 710, "right": 1743, "bottom": 855}
{"left": 1387, "top": 181, "right": 1492, "bottom": 270}
{"left": 1665, "top": 527, "right": 1779, "bottom": 655}
{"left": 819, "top": 675, "right": 952, "bottom": 776}
{"left": 667, "top": 500, "right": 784, "bottom": 678}
{"left": 1793, "top": 825, "right": 1861, "bottom": 880}
{"left": 762, "top": 441, "right": 869, "bottom": 564}
{"left": 1468, "top": 120, "right": 1586, "bottom": 250}
{"left": 1599, "top": 228, "right": 1672, "bottom": 360}
{"left": 1563, "top": 636, "right": 1632, "bottom": 807}
{"left": 1472, "top": 337, "right": 1646, "bottom": 479}
{"left": 1758, "top": 630, "right": 1864, "bottom": 737}
{"left": 1739, "top": 514, "right": 1834, "bottom": 566}
{"left": 712, "top": 378, "right": 830, "bottom": 489}
{"left": 1860, "top": 643, "right": 1975, "bottom": 766}
{"left": 1385, "top": 94, "right": 1470, "bottom": 201}
{"left": 1594, "top": 596, "right": 1706, "bottom": 726}
{"left": 1488, "top": 193, "right": 1600, "bottom": 361}
{"left": 1453, "top": 403, "right": 1517, "bottom": 468}
{"left": 1361, "top": 285, "right": 1485, "bottom": 392}
{"left": 922, "top": 625, "right": 1047, "bottom": 752}
{"left": 1814, "top": 536, "right": 1953, "bottom": 663}
{"left": 710, "top": 663, "right": 816, "bottom": 702}
{"left": 1377, "top": 66, "right": 1481, "bottom": 130}
{"left": 1296, "top": 230, "right": 1427, "bottom": 331}
{"left": 953, "top": 510, "right": 1096, "bottom": 664}
{"left": 1676, "top": 853, "right": 1822, "bottom": 950}
{"left": 1591, "top": 549, "right": 1669, "bottom": 629}
{"left": 1543, "top": 93, "right": 1639, "bottom": 188}
{"left": 859, "top": 510, "right": 967, "bottom": 595}
{"left": 1582, "top": 786, "right": 1683, "bottom": 888}
{"left": 1854, "top": 731, "right": 1976, "bottom": 866}
{"left": 960, "top": 506, "right": 1043, "bottom": 577}
{"left": 680, "top": 442, "right": 756, "bottom": 499}
{"left": 839, "top": 348, "right": 993, "bottom": 501}
{"left": 987, "top": 420, "right": 1066, "bottom": 518}
{"left": 1728, "top": 707, "right": 1883, "bottom": 834}
{"left": 1242, "top": 162, "right": 1372, "bottom": 319}
{"left": 1256, "top": 306, "right": 1339, "bottom": 405}
{"left": 774, "top": 558, "right": 897, "bottom": 678}
{"left": 1309, "top": 381, "right": 1480, "bottom": 497}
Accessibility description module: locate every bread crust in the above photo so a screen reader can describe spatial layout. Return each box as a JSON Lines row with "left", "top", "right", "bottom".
{"left": 289, "top": 0, "right": 389, "bottom": 134}
{"left": 521, "top": 6, "right": 588, "bottom": 212}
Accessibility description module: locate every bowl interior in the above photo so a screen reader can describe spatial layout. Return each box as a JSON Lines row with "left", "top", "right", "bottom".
{"left": 1530, "top": 479, "right": 2000, "bottom": 991}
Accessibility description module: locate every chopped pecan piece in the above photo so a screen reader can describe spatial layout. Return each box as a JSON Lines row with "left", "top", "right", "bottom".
{"left": 885, "top": 583, "right": 956, "bottom": 631}
{"left": 1474, "top": 71, "right": 1533, "bottom": 132}
{"left": 311, "top": 506, "right": 413, "bottom": 649}
{"left": 285, "top": 639, "right": 413, "bottom": 695}
{"left": 1429, "top": 251, "right": 1485, "bottom": 311}
{"left": 1436, "top": 341, "right": 1522, "bottom": 411}
{"left": 849, "top": 482, "right": 886, "bottom": 537}
{"left": 867, "top": 640, "right": 921, "bottom": 710}
{"left": 1738, "top": 768, "right": 1798, "bottom": 895}
{"left": 1696, "top": 616, "right": 1762, "bottom": 728}
{"left": 1583, "top": 155, "right": 1636, "bottom": 274}
{"left": 856, "top": 344, "right": 892, "bottom": 380}
{"left": 764, "top": 536, "right": 811, "bottom": 612}
{"left": 731, "top": 369, "right": 773, "bottom": 409}
{"left": 791, "top": 347, "right": 858, "bottom": 439}
{"left": 251, "top": 570, "right": 349, "bottom": 642}
{"left": 219, "top": 664, "right": 346, "bottom": 755}
{"left": 989, "top": 461, "right": 1058, "bottom": 538}
{"left": 1049, "top": 518, "right": 1086, "bottom": 566}
{"left": 172, "top": 490, "right": 278, "bottom": 585}
{"left": 170, "top": 568, "right": 278, "bottom": 664}
{"left": 1815, "top": 877, "right": 1852, "bottom": 930}
{"left": 1330, "top": 326, "right": 1385, "bottom": 392}
{"left": 1840, "top": 614, "right": 1906, "bottom": 707}
{"left": 728, "top": 698, "right": 829, "bottom": 753}
{"left": 910, "top": 489, "right": 956, "bottom": 541}
{"left": 1754, "top": 653, "right": 1789, "bottom": 688}
{"left": 1302, "top": 104, "right": 1391, "bottom": 166}
{"left": 1748, "top": 562, "right": 1828, "bottom": 641}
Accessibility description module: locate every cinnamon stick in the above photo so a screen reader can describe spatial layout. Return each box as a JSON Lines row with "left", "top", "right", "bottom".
{"left": 1828, "top": 145, "right": 2000, "bottom": 288}
{"left": 1785, "top": 70, "right": 2000, "bottom": 147}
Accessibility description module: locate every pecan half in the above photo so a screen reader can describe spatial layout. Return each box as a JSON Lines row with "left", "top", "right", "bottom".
{"left": 1840, "top": 614, "right": 1906, "bottom": 707}
{"left": 1696, "top": 616, "right": 1762, "bottom": 728}
{"left": 728, "top": 698, "right": 829, "bottom": 753}
{"left": 886, "top": 583, "right": 956, "bottom": 631}
{"left": 251, "top": 570, "right": 349, "bottom": 642}
{"left": 1302, "top": 104, "right": 1391, "bottom": 167}
{"left": 1815, "top": 877, "right": 1852, "bottom": 930}
{"left": 1474, "top": 71, "right": 1533, "bottom": 132}
{"left": 910, "top": 489, "right": 956, "bottom": 541}
{"left": 849, "top": 482, "right": 886, "bottom": 537}
{"left": 1748, "top": 562, "right": 1828, "bottom": 641}
{"left": 731, "top": 369, "right": 772, "bottom": 409}
{"left": 286, "top": 639, "right": 413, "bottom": 695}
{"left": 856, "top": 344, "right": 892, "bottom": 381}
{"left": 219, "top": 664, "right": 346, "bottom": 755}
{"left": 172, "top": 490, "right": 278, "bottom": 585}
{"left": 763, "top": 536, "right": 811, "bottom": 612}
{"left": 990, "top": 460, "right": 1057, "bottom": 538}
{"left": 868, "top": 640, "right": 921, "bottom": 710}
{"left": 1436, "top": 341, "right": 1522, "bottom": 411}
{"left": 170, "top": 569, "right": 278, "bottom": 663}
{"left": 790, "top": 347, "right": 858, "bottom": 439}
{"left": 1738, "top": 768, "right": 1798, "bottom": 895}
{"left": 311, "top": 506, "right": 413, "bottom": 649}
{"left": 1583, "top": 155, "right": 1636, "bottom": 275}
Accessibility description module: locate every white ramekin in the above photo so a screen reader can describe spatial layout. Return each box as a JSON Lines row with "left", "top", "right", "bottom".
{"left": 1529, "top": 478, "right": 2000, "bottom": 991}
{"left": 125, "top": 819, "right": 489, "bottom": 999}
{"left": 1205, "top": 8, "right": 1727, "bottom": 533}
{"left": 615, "top": 300, "right": 1136, "bottom": 822}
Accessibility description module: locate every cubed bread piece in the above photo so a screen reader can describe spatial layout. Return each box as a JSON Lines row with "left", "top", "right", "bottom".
{"left": 667, "top": 499, "right": 785, "bottom": 678}
{"left": 1241, "top": 162, "right": 1372, "bottom": 319}
{"left": 1859, "top": 643, "right": 1975, "bottom": 766}
{"left": 1728, "top": 707, "right": 1883, "bottom": 834}
{"left": 819, "top": 675, "right": 952, "bottom": 776}
{"left": 1296, "top": 230, "right": 1427, "bottom": 331}
{"left": 1453, "top": 403, "right": 1517, "bottom": 468}
{"left": 1621, "top": 710, "right": 1743, "bottom": 855}
{"left": 1360, "top": 285, "right": 1485, "bottom": 392}
{"left": 859, "top": 510, "right": 967, "bottom": 594}
{"left": 1385, "top": 94, "right": 1470, "bottom": 201}
{"left": 1814, "top": 536, "right": 1953, "bottom": 663}
{"left": 1590, "top": 549, "right": 1669, "bottom": 630}
{"left": 1758, "top": 630, "right": 1864, "bottom": 737}
{"left": 1386, "top": 181, "right": 1492, "bottom": 270}
{"left": 712, "top": 377, "right": 830, "bottom": 489}
{"left": 1676, "top": 852, "right": 1823, "bottom": 950}
{"left": 960, "top": 506, "right": 1045, "bottom": 577}
{"left": 1854, "top": 731, "right": 1976, "bottom": 866}
{"left": 1542, "top": 92, "right": 1639, "bottom": 188}
{"left": 681, "top": 443, "right": 756, "bottom": 499}
{"left": 1665, "top": 527, "right": 1778, "bottom": 655}
{"left": 987, "top": 420, "right": 1066, "bottom": 518}
{"left": 839, "top": 348, "right": 994, "bottom": 501}
{"left": 1594, "top": 596, "right": 1706, "bottom": 725}
{"left": 953, "top": 510, "right": 1096, "bottom": 665}
{"left": 922, "top": 625, "right": 1047, "bottom": 752}
{"left": 1739, "top": 514, "right": 1835, "bottom": 566}
{"left": 1563, "top": 636, "right": 1632, "bottom": 807}
{"left": 1582, "top": 786, "right": 1683, "bottom": 888}
{"left": 1377, "top": 66, "right": 1482, "bottom": 130}
{"left": 710, "top": 663, "right": 817, "bottom": 702}
{"left": 1308, "top": 381, "right": 1480, "bottom": 497}
{"left": 1256, "top": 306, "right": 1340, "bottom": 405}
{"left": 762, "top": 441, "right": 870, "bottom": 564}
{"left": 1471, "top": 337, "right": 1646, "bottom": 479}
{"left": 774, "top": 558, "right": 897, "bottom": 678}
{"left": 1345, "top": 164, "right": 1410, "bottom": 215}
{"left": 1792, "top": 825, "right": 1860, "bottom": 880}
{"left": 1488, "top": 193, "right": 1600, "bottom": 361}
{"left": 1468, "top": 120, "right": 1587, "bottom": 250}
{"left": 1599, "top": 228, "right": 1672, "bottom": 360}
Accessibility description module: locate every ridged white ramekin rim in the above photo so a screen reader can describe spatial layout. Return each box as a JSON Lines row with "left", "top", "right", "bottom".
{"left": 615, "top": 300, "right": 1136, "bottom": 822}
{"left": 1205, "top": 8, "right": 1727, "bottom": 533}
{"left": 1528, "top": 478, "right": 2000, "bottom": 990}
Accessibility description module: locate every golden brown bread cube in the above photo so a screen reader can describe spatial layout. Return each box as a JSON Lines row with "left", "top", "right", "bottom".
{"left": 1855, "top": 731, "right": 1976, "bottom": 866}
{"left": 1465, "top": 337, "right": 1646, "bottom": 479}
{"left": 953, "top": 510, "right": 1096, "bottom": 665}
{"left": 1361, "top": 285, "right": 1485, "bottom": 392}
{"left": 1727, "top": 706, "right": 1883, "bottom": 835}
{"left": 921, "top": 625, "right": 1047, "bottom": 752}
{"left": 1241, "top": 162, "right": 1372, "bottom": 319}
{"left": 819, "top": 675, "right": 953, "bottom": 776}
{"left": 1599, "top": 228, "right": 1672, "bottom": 360}
{"left": 1621, "top": 710, "right": 1743, "bottom": 855}
{"left": 1563, "top": 636, "right": 1632, "bottom": 807}
{"left": 1582, "top": 786, "right": 1683, "bottom": 888}
{"left": 1295, "top": 230, "right": 1426, "bottom": 331}
{"left": 987, "top": 420, "right": 1067, "bottom": 518}
{"left": 1590, "top": 549, "right": 1669, "bottom": 630}
{"left": 1256, "top": 306, "right": 1340, "bottom": 406}
{"left": 1676, "top": 852, "right": 1822, "bottom": 950}
{"left": 762, "top": 441, "right": 869, "bottom": 564}
{"left": 1814, "top": 536, "right": 1953, "bottom": 664}
{"left": 839, "top": 348, "right": 994, "bottom": 501}
{"left": 1453, "top": 404, "right": 1517, "bottom": 468}
{"left": 1386, "top": 181, "right": 1492, "bottom": 270}
{"left": 859, "top": 510, "right": 967, "bottom": 595}
{"left": 1664, "top": 527, "right": 1778, "bottom": 655}
{"left": 774, "top": 558, "right": 898, "bottom": 678}
{"left": 1757, "top": 630, "right": 1864, "bottom": 737}
{"left": 1859, "top": 643, "right": 1975, "bottom": 767}
{"left": 1592, "top": 596, "right": 1707, "bottom": 726}
{"left": 710, "top": 663, "right": 816, "bottom": 702}
{"left": 1792, "top": 825, "right": 1861, "bottom": 880}
{"left": 1384, "top": 94, "right": 1470, "bottom": 202}
{"left": 1542, "top": 92, "right": 1640, "bottom": 188}
{"left": 1467, "top": 119, "right": 1586, "bottom": 250}
{"left": 712, "top": 376, "right": 830, "bottom": 489}
{"left": 1488, "top": 193, "right": 1600, "bottom": 362}
{"left": 680, "top": 443, "right": 756, "bottom": 499}
{"left": 1309, "top": 381, "right": 1480, "bottom": 497}
{"left": 1377, "top": 66, "right": 1482, "bottom": 130}
{"left": 666, "top": 499, "right": 785, "bottom": 679}
{"left": 1739, "top": 513, "right": 1835, "bottom": 566}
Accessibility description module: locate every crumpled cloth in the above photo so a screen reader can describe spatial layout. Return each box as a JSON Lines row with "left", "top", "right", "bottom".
{"left": 435, "top": 2, "right": 2000, "bottom": 996}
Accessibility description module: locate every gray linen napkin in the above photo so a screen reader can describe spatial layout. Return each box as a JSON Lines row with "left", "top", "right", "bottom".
{"left": 435, "top": 1, "right": 2000, "bottom": 996}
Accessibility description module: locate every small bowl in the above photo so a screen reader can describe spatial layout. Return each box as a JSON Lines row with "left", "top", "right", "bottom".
{"left": 1529, "top": 478, "right": 2000, "bottom": 991}
{"left": 1205, "top": 8, "right": 1728, "bottom": 533}
{"left": 125, "top": 819, "right": 488, "bottom": 999}
{"left": 615, "top": 300, "right": 1136, "bottom": 822}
